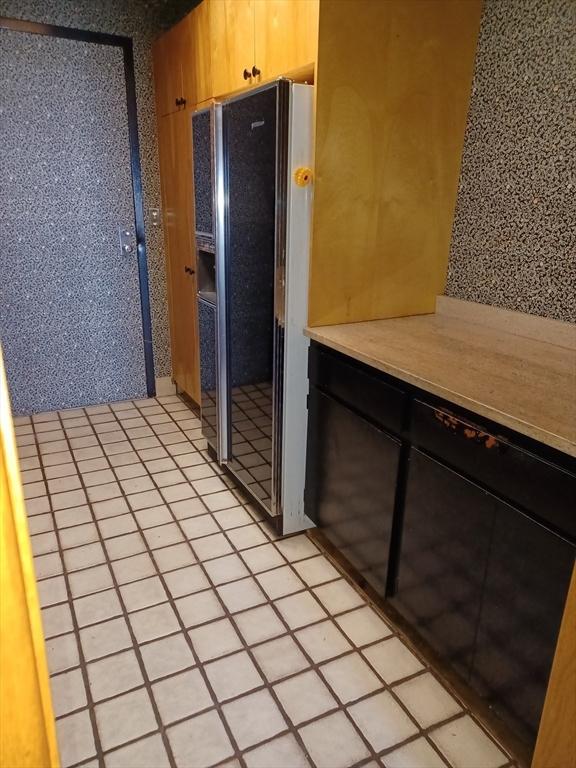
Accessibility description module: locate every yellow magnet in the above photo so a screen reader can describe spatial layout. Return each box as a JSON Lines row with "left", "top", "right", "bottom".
{"left": 294, "top": 167, "right": 313, "bottom": 187}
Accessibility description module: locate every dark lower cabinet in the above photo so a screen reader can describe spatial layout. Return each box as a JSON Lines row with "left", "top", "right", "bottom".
{"left": 393, "top": 449, "right": 575, "bottom": 749}
{"left": 305, "top": 387, "right": 400, "bottom": 597}
{"left": 392, "top": 449, "right": 493, "bottom": 678}
{"left": 305, "top": 342, "right": 576, "bottom": 757}
{"left": 471, "top": 500, "right": 575, "bottom": 744}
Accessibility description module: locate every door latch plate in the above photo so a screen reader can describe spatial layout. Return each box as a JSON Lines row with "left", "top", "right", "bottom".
{"left": 118, "top": 226, "right": 136, "bottom": 255}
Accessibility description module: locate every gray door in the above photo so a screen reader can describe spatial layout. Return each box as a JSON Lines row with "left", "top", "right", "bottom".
{"left": 0, "top": 28, "right": 149, "bottom": 415}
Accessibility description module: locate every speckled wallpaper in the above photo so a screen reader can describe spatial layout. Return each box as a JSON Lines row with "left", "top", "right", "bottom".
{"left": 446, "top": 0, "right": 576, "bottom": 323}
{"left": 0, "top": 0, "right": 198, "bottom": 378}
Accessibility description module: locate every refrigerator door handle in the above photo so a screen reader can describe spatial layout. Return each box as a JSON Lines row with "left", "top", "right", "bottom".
{"left": 213, "top": 102, "right": 229, "bottom": 464}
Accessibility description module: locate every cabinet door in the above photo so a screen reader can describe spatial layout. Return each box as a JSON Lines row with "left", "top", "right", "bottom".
{"left": 184, "top": 1, "right": 212, "bottom": 105}
{"left": 392, "top": 449, "right": 493, "bottom": 678}
{"left": 305, "top": 388, "right": 400, "bottom": 597}
{"left": 209, "top": 0, "right": 255, "bottom": 97}
{"left": 157, "top": 111, "right": 200, "bottom": 403}
{"left": 471, "top": 501, "right": 575, "bottom": 745}
{"left": 153, "top": 24, "right": 184, "bottom": 118}
{"left": 254, "top": 0, "right": 318, "bottom": 82}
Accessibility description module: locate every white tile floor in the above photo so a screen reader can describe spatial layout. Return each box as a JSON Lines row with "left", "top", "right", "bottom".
{"left": 15, "top": 394, "right": 517, "bottom": 768}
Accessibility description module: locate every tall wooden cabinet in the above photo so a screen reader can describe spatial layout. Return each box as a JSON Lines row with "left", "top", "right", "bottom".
{"left": 156, "top": 110, "right": 200, "bottom": 403}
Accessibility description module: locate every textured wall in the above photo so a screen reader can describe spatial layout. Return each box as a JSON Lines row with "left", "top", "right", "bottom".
{"left": 1, "top": 30, "right": 148, "bottom": 413}
{"left": 446, "top": 0, "right": 576, "bottom": 322}
{"left": 0, "top": 0, "right": 197, "bottom": 376}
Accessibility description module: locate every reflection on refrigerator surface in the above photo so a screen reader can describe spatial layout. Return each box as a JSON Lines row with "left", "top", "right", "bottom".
{"left": 224, "top": 85, "right": 277, "bottom": 512}
{"left": 230, "top": 383, "right": 273, "bottom": 507}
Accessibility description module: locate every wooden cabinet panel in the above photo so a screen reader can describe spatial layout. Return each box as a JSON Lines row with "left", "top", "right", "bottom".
{"left": 0, "top": 351, "right": 59, "bottom": 768}
{"left": 309, "top": 0, "right": 482, "bottom": 326}
{"left": 184, "top": 1, "right": 212, "bottom": 105}
{"left": 209, "top": 0, "right": 255, "bottom": 97}
{"left": 157, "top": 110, "right": 200, "bottom": 403}
{"left": 532, "top": 564, "right": 576, "bottom": 768}
{"left": 254, "top": 0, "right": 318, "bottom": 82}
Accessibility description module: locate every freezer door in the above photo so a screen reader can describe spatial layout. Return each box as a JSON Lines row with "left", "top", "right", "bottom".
{"left": 192, "top": 108, "right": 214, "bottom": 241}
{"left": 221, "top": 84, "right": 285, "bottom": 515}
{"left": 197, "top": 297, "right": 218, "bottom": 454}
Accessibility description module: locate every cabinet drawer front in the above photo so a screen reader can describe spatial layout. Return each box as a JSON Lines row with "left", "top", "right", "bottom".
{"left": 305, "top": 388, "right": 400, "bottom": 597}
{"left": 411, "top": 401, "right": 576, "bottom": 539}
{"left": 309, "top": 344, "right": 406, "bottom": 435}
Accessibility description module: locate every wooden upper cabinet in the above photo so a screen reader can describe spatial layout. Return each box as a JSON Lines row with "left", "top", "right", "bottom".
{"left": 207, "top": 0, "right": 318, "bottom": 98}
{"left": 253, "top": 0, "right": 318, "bottom": 82}
{"left": 209, "top": 0, "right": 255, "bottom": 97}
{"left": 153, "top": 18, "right": 186, "bottom": 117}
{"left": 184, "top": 1, "right": 213, "bottom": 105}
{"left": 154, "top": 0, "right": 318, "bottom": 107}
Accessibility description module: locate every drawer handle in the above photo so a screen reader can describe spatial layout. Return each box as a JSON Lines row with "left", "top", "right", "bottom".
{"left": 433, "top": 410, "right": 500, "bottom": 450}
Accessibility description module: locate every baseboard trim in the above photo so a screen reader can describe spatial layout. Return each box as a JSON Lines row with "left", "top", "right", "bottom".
{"left": 155, "top": 376, "right": 176, "bottom": 396}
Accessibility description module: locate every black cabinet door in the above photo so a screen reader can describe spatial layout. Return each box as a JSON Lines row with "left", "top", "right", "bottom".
{"left": 392, "top": 449, "right": 493, "bottom": 678}
{"left": 471, "top": 501, "right": 575, "bottom": 745}
{"left": 305, "top": 387, "right": 400, "bottom": 597}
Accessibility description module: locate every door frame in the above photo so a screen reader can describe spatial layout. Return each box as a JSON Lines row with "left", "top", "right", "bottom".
{"left": 0, "top": 16, "right": 156, "bottom": 396}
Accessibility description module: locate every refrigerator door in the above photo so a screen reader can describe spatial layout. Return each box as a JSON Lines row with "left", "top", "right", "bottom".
{"left": 192, "top": 107, "right": 214, "bottom": 245}
{"left": 221, "top": 82, "right": 288, "bottom": 515}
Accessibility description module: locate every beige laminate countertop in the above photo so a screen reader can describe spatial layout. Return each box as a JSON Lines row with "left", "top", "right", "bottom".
{"left": 305, "top": 314, "right": 576, "bottom": 458}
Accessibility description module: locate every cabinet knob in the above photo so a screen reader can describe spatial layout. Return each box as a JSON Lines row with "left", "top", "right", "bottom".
{"left": 251, "top": 65, "right": 261, "bottom": 78}
{"left": 184, "top": 266, "right": 195, "bottom": 275}
{"left": 175, "top": 97, "right": 187, "bottom": 107}
{"left": 243, "top": 68, "right": 251, "bottom": 81}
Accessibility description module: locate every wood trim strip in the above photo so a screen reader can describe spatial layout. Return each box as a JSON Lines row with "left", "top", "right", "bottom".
{"left": 532, "top": 562, "right": 576, "bottom": 768}
{"left": 0, "top": 348, "right": 60, "bottom": 768}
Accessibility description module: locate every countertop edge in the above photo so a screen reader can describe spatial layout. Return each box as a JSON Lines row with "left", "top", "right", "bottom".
{"left": 305, "top": 328, "right": 576, "bottom": 459}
